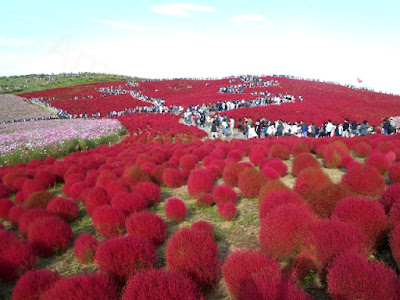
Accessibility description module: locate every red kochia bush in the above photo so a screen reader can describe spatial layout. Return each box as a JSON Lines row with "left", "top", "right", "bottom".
{"left": 73, "top": 234, "right": 99, "bottom": 264}
{"left": 125, "top": 212, "right": 167, "bottom": 246}
{"left": 389, "top": 162, "right": 400, "bottom": 183}
{"left": 11, "top": 269, "right": 60, "bottom": 300}
{"left": 222, "top": 249, "right": 281, "bottom": 299}
{"left": 342, "top": 164, "right": 385, "bottom": 197}
{"left": 390, "top": 225, "right": 400, "bottom": 269}
{"left": 132, "top": 182, "right": 161, "bottom": 205}
{"left": 111, "top": 192, "right": 148, "bottom": 215}
{"left": 18, "top": 208, "right": 54, "bottom": 235}
{"left": 25, "top": 191, "right": 55, "bottom": 208}
{"left": 195, "top": 193, "right": 214, "bottom": 208}
{"left": 123, "top": 165, "right": 152, "bottom": 183}
{"left": 34, "top": 170, "right": 57, "bottom": 188}
{"left": 213, "top": 185, "right": 238, "bottom": 205}
{"left": 292, "top": 153, "right": 320, "bottom": 177}
{"left": 85, "top": 187, "right": 110, "bottom": 216}
{"left": 222, "top": 162, "right": 246, "bottom": 187}
{"left": 122, "top": 269, "right": 202, "bottom": 300}
{"left": 331, "top": 197, "right": 387, "bottom": 250}
{"left": 238, "top": 168, "right": 268, "bottom": 198}
{"left": 8, "top": 205, "right": 27, "bottom": 225}
{"left": 165, "top": 198, "right": 187, "bottom": 222}
{"left": 379, "top": 183, "right": 400, "bottom": 213}
{"left": 191, "top": 221, "right": 214, "bottom": 238}
{"left": 95, "top": 235, "right": 156, "bottom": 280}
{"left": 92, "top": 205, "right": 125, "bottom": 238}
{"left": 27, "top": 216, "right": 73, "bottom": 257}
{"left": 0, "top": 198, "right": 14, "bottom": 220}
{"left": 294, "top": 167, "right": 332, "bottom": 198}
{"left": 163, "top": 168, "right": 186, "bottom": 188}
{"left": 179, "top": 154, "right": 199, "bottom": 170}
{"left": 166, "top": 228, "right": 221, "bottom": 289}
{"left": 42, "top": 272, "right": 119, "bottom": 300}
{"left": 257, "top": 180, "right": 290, "bottom": 204}
{"left": 389, "top": 201, "right": 400, "bottom": 229}
{"left": 353, "top": 141, "right": 372, "bottom": 158}
{"left": 0, "top": 183, "right": 11, "bottom": 198}
{"left": 366, "top": 151, "right": 390, "bottom": 174}
{"left": 259, "top": 204, "right": 314, "bottom": 261}
{"left": 22, "top": 180, "right": 46, "bottom": 201}
{"left": 46, "top": 197, "right": 79, "bottom": 222}
{"left": 218, "top": 202, "right": 237, "bottom": 221}
{"left": 323, "top": 141, "right": 350, "bottom": 168}
{"left": 269, "top": 143, "right": 291, "bottom": 160}
{"left": 306, "top": 219, "right": 368, "bottom": 271}
{"left": 327, "top": 252, "right": 398, "bottom": 300}
{"left": 259, "top": 190, "right": 305, "bottom": 219}
{"left": 263, "top": 157, "right": 288, "bottom": 177}
{"left": 260, "top": 166, "right": 280, "bottom": 180}
{"left": 187, "top": 169, "right": 214, "bottom": 198}
{"left": 105, "top": 180, "right": 129, "bottom": 198}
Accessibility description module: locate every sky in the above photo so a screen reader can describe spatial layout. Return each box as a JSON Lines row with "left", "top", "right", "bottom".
{"left": 1, "top": 0, "right": 400, "bottom": 94}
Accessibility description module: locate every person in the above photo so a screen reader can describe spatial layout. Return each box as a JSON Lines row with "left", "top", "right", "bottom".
{"left": 342, "top": 118, "right": 350, "bottom": 137}
{"left": 211, "top": 120, "right": 218, "bottom": 140}
{"left": 360, "top": 120, "right": 369, "bottom": 136}
{"left": 277, "top": 120, "right": 284, "bottom": 137}
{"left": 248, "top": 124, "right": 258, "bottom": 139}
{"left": 351, "top": 120, "right": 359, "bottom": 136}
{"left": 229, "top": 118, "right": 235, "bottom": 132}
{"left": 255, "top": 121, "right": 262, "bottom": 138}
{"left": 382, "top": 118, "right": 390, "bottom": 135}
{"left": 326, "top": 120, "right": 334, "bottom": 137}
{"left": 301, "top": 121, "right": 307, "bottom": 137}
{"left": 238, "top": 118, "right": 243, "bottom": 132}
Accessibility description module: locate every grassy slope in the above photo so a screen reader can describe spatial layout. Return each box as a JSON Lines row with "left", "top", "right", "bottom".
{"left": 0, "top": 73, "right": 141, "bottom": 94}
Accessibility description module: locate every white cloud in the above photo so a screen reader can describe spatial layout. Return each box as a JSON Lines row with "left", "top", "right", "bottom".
{"left": 0, "top": 36, "right": 36, "bottom": 47}
{"left": 94, "top": 19, "right": 143, "bottom": 30}
{"left": 228, "top": 14, "right": 273, "bottom": 25}
{"left": 149, "top": 3, "right": 215, "bottom": 16}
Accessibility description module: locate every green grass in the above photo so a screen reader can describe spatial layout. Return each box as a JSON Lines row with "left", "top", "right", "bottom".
{"left": 0, "top": 72, "right": 141, "bottom": 95}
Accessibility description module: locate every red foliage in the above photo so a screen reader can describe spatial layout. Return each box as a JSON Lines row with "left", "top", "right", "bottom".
{"left": 366, "top": 151, "right": 390, "bottom": 174}
{"left": 132, "top": 182, "right": 161, "bottom": 205}
{"left": 305, "top": 219, "right": 368, "bottom": 271}
{"left": 389, "top": 201, "right": 400, "bottom": 229}
{"left": 341, "top": 164, "right": 385, "bottom": 197}
{"left": 0, "top": 230, "right": 36, "bottom": 282}
{"left": 126, "top": 211, "right": 167, "bottom": 246}
{"left": 95, "top": 235, "right": 156, "bottom": 280}
{"left": 331, "top": 196, "right": 387, "bottom": 250}
{"left": 111, "top": 192, "right": 148, "bottom": 215}
{"left": 68, "top": 181, "right": 90, "bottom": 202}
{"left": 305, "top": 183, "right": 353, "bottom": 218}
{"left": 0, "top": 183, "right": 11, "bottom": 198}
{"left": 42, "top": 272, "right": 119, "bottom": 300}
{"left": 259, "top": 204, "right": 314, "bottom": 261}
{"left": 327, "top": 251, "right": 398, "bottom": 300}
{"left": 269, "top": 144, "right": 291, "bottom": 160}
{"left": 222, "top": 162, "right": 246, "bottom": 187}
{"left": 187, "top": 169, "right": 214, "bottom": 198}
{"left": 73, "top": 234, "right": 99, "bottom": 264}
{"left": 390, "top": 225, "right": 400, "bottom": 269}
{"left": 7, "top": 205, "right": 27, "bottom": 225}
{"left": 222, "top": 249, "right": 281, "bottom": 299}
{"left": 0, "top": 198, "right": 14, "bottom": 220}
{"left": 123, "top": 165, "right": 152, "bottom": 183}
{"left": 191, "top": 221, "right": 214, "bottom": 238}
{"left": 195, "top": 193, "right": 214, "bottom": 208}
{"left": 294, "top": 167, "right": 332, "bottom": 198}
{"left": 34, "top": 170, "right": 57, "bottom": 188}
{"left": 11, "top": 269, "right": 60, "bottom": 300}
{"left": 92, "top": 205, "right": 125, "bottom": 238}
{"left": 323, "top": 141, "right": 350, "bottom": 168}
{"left": 166, "top": 227, "right": 221, "bottom": 289}
{"left": 179, "top": 154, "right": 199, "bottom": 170}
{"left": 389, "top": 162, "right": 400, "bottom": 183}
{"left": 291, "top": 141, "right": 311, "bottom": 156}
{"left": 263, "top": 157, "right": 288, "bottom": 177}
{"left": 105, "top": 180, "right": 129, "bottom": 198}
{"left": 286, "top": 249, "right": 320, "bottom": 284}
{"left": 18, "top": 208, "right": 54, "bottom": 235}
{"left": 292, "top": 153, "right": 320, "bottom": 177}
{"left": 380, "top": 183, "right": 400, "bottom": 213}
{"left": 85, "top": 187, "right": 110, "bottom": 216}
{"left": 260, "top": 166, "right": 281, "bottom": 180}
{"left": 353, "top": 141, "right": 372, "bottom": 158}
{"left": 25, "top": 191, "right": 55, "bottom": 208}
{"left": 165, "top": 197, "right": 187, "bottom": 222}
{"left": 259, "top": 190, "right": 305, "bottom": 219}
{"left": 213, "top": 185, "right": 238, "bottom": 205}
{"left": 218, "top": 202, "right": 237, "bottom": 221}
{"left": 27, "top": 216, "right": 73, "bottom": 257}
{"left": 22, "top": 180, "right": 46, "bottom": 201}
{"left": 238, "top": 168, "right": 268, "bottom": 198}
{"left": 46, "top": 197, "right": 79, "bottom": 222}
{"left": 257, "top": 180, "right": 290, "bottom": 204}
{"left": 163, "top": 168, "right": 186, "bottom": 188}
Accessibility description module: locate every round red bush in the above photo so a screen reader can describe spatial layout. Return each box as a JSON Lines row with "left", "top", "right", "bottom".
{"left": 165, "top": 197, "right": 186, "bottom": 222}
{"left": 366, "top": 151, "right": 390, "bottom": 174}
{"left": 132, "top": 182, "right": 161, "bottom": 205}
{"left": 379, "top": 183, "right": 400, "bottom": 213}
{"left": 218, "top": 202, "right": 237, "bottom": 221}
{"left": 323, "top": 141, "right": 350, "bottom": 169}
{"left": 238, "top": 168, "right": 268, "bottom": 198}
{"left": 111, "top": 192, "right": 148, "bottom": 215}
{"left": 342, "top": 164, "right": 385, "bottom": 197}
{"left": 25, "top": 191, "right": 55, "bottom": 209}
{"left": 0, "top": 183, "right": 11, "bottom": 198}
{"left": 27, "top": 216, "right": 73, "bottom": 257}
{"left": 95, "top": 235, "right": 156, "bottom": 280}
{"left": 166, "top": 227, "right": 221, "bottom": 289}
{"left": 179, "top": 154, "right": 199, "bottom": 170}
{"left": 0, "top": 198, "right": 14, "bottom": 220}
{"left": 18, "top": 208, "right": 54, "bottom": 235}
{"left": 257, "top": 180, "right": 290, "bottom": 204}
{"left": 195, "top": 193, "right": 214, "bottom": 208}
{"left": 22, "top": 180, "right": 46, "bottom": 201}
{"left": 11, "top": 269, "right": 60, "bottom": 300}
{"left": 292, "top": 153, "right": 320, "bottom": 177}
{"left": 213, "top": 185, "right": 238, "bottom": 205}
{"left": 389, "top": 162, "right": 400, "bottom": 183}
{"left": 389, "top": 201, "right": 400, "bottom": 229}
{"left": 191, "top": 221, "right": 214, "bottom": 238}
{"left": 163, "top": 167, "right": 186, "bottom": 188}
{"left": 327, "top": 251, "right": 398, "bottom": 300}
{"left": 259, "top": 203, "right": 314, "bottom": 261}
{"left": 42, "top": 272, "right": 119, "bottom": 300}
{"left": 122, "top": 269, "right": 202, "bottom": 300}
{"left": 187, "top": 169, "right": 214, "bottom": 198}
{"left": 263, "top": 157, "right": 288, "bottom": 177}
{"left": 126, "top": 211, "right": 167, "bottom": 245}
{"left": 260, "top": 166, "right": 280, "bottom": 180}
{"left": 222, "top": 249, "right": 281, "bottom": 299}
{"left": 92, "top": 205, "right": 125, "bottom": 238}
{"left": 68, "top": 181, "right": 90, "bottom": 202}
{"left": 222, "top": 162, "right": 246, "bottom": 187}
{"left": 46, "top": 197, "right": 79, "bottom": 222}
{"left": 353, "top": 141, "right": 372, "bottom": 158}
{"left": 8, "top": 205, "right": 27, "bottom": 225}
{"left": 269, "top": 144, "right": 291, "bottom": 160}
{"left": 85, "top": 187, "right": 110, "bottom": 216}
{"left": 292, "top": 141, "right": 311, "bottom": 156}
{"left": 259, "top": 190, "right": 305, "bottom": 219}
{"left": 105, "top": 180, "right": 129, "bottom": 198}
{"left": 390, "top": 225, "right": 400, "bottom": 269}
{"left": 294, "top": 167, "right": 332, "bottom": 198}
{"left": 331, "top": 196, "right": 387, "bottom": 250}
{"left": 73, "top": 234, "right": 99, "bottom": 264}
{"left": 123, "top": 165, "right": 152, "bottom": 183}
{"left": 34, "top": 170, "right": 57, "bottom": 188}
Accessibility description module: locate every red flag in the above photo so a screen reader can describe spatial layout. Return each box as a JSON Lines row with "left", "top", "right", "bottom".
{"left": 357, "top": 78, "right": 363, "bottom": 83}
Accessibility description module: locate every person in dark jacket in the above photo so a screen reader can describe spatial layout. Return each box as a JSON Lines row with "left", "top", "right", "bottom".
{"left": 360, "top": 120, "right": 370, "bottom": 136}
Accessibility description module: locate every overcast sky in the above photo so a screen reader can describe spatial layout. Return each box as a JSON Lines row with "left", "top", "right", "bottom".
{"left": 1, "top": 0, "right": 399, "bottom": 93}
